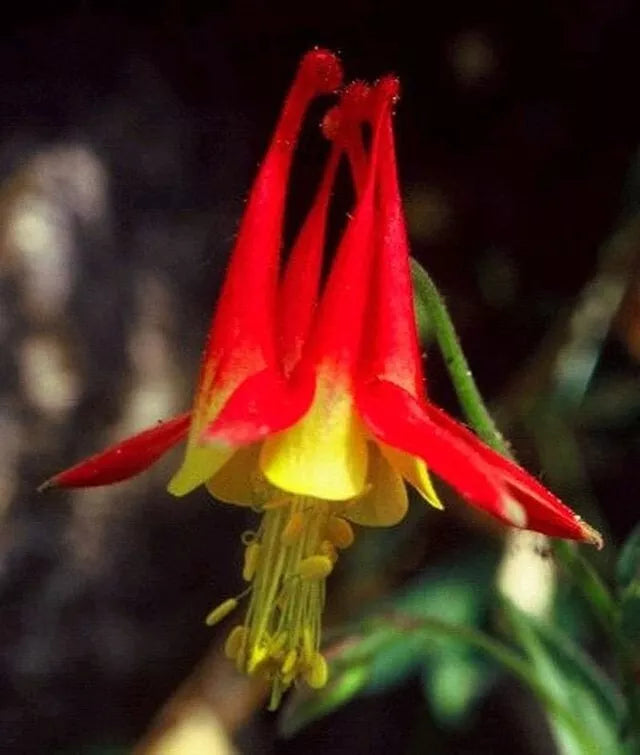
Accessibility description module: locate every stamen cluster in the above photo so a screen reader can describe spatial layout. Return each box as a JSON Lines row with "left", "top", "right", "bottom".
{"left": 210, "top": 499, "right": 354, "bottom": 709}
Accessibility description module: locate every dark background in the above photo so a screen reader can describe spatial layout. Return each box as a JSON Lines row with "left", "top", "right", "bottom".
{"left": 1, "top": 2, "right": 639, "bottom": 753}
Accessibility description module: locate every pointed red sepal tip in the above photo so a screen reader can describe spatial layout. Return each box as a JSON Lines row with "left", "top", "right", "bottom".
{"left": 38, "top": 412, "right": 191, "bottom": 491}
{"left": 373, "top": 75, "right": 401, "bottom": 105}
{"left": 578, "top": 519, "right": 604, "bottom": 550}
{"left": 299, "top": 49, "right": 343, "bottom": 93}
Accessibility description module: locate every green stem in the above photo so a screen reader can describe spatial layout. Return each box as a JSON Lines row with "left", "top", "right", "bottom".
{"left": 410, "top": 259, "right": 510, "bottom": 456}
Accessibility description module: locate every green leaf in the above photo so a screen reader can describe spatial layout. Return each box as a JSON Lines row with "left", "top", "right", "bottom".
{"left": 503, "top": 599, "right": 624, "bottom": 755}
{"left": 420, "top": 647, "right": 495, "bottom": 725}
{"left": 614, "top": 525, "right": 640, "bottom": 746}
{"left": 617, "top": 522, "right": 640, "bottom": 591}
{"left": 617, "top": 579, "right": 640, "bottom": 734}
{"left": 554, "top": 540, "right": 616, "bottom": 634}
{"left": 619, "top": 580, "right": 640, "bottom": 642}
{"left": 364, "top": 551, "right": 497, "bottom": 698}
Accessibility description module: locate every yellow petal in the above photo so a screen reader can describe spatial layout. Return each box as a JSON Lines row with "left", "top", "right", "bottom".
{"left": 345, "top": 444, "right": 408, "bottom": 526}
{"left": 206, "top": 444, "right": 268, "bottom": 506}
{"left": 260, "top": 372, "right": 368, "bottom": 501}
{"left": 380, "top": 443, "right": 444, "bottom": 510}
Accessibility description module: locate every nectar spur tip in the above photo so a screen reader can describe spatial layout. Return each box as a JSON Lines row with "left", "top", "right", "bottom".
{"left": 300, "top": 49, "right": 343, "bottom": 93}
{"left": 375, "top": 74, "right": 401, "bottom": 104}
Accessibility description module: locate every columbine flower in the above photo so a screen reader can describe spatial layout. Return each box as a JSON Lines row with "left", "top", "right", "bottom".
{"left": 42, "top": 50, "right": 602, "bottom": 709}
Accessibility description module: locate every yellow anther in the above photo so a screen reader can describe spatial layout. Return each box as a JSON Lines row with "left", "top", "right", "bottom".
{"left": 326, "top": 516, "right": 354, "bottom": 549}
{"left": 304, "top": 652, "right": 329, "bottom": 689}
{"left": 281, "top": 511, "right": 304, "bottom": 545}
{"left": 298, "top": 555, "right": 333, "bottom": 580}
{"left": 243, "top": 542, "right": 261, "bottom": 581}
{"left": 282, "top": 649, "right": 298, "bottom": 677}
{"left": 205, "top": 598, "right": 238, "bottom": 626}
{"left": 247, "top": 644, "right": 269, "bottom": 676}
{"left": 319, "top": 539, "right": 338, "bottom": 563}
{"left": 268, "top": 631, "right": 289, "bottom": 656}
{"left": 224, "top": 625, "right": 247, "bottom": 660}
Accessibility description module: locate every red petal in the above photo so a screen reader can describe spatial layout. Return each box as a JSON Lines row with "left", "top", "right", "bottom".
{"left": 40, "top": 412, "right": 191, "bottom": 490}
{"left": 359, "top": 102, "right": 425, "bottom": 397}
{"left": 201, "top": 369, "right": 314, "bottom": 447}
{"left": 322, "top": 82, "right": 371, "bottom": 196}
{"left": 358, "top": 380, "right": 601, "bottom": 545}
{"left": 278, "top": 83, "right": 377, "bottom": 374}
{"left": 301, "top": 80, "right": 396, "bottom": 376}
{"left": 194, "top": 50, "right": 343, "bottom": 414}
{"left": 278, "top": 144, "right": 341, "bottom": 374}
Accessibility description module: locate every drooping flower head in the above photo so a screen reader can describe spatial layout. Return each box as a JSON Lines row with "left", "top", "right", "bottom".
{"left": 42, "top": 50, "right": 602, "bottom": 709}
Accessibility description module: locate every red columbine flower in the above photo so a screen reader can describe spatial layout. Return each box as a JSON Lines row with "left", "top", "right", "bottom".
{"left": 42, "top": 51, "right": 602, "bottom": 709}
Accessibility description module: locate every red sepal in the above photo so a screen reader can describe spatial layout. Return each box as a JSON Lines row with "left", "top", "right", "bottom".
{"left": 40, "top": 412, "right": 191, "bottom": 490}
{"left": 358, "top": 380, "right": 600, "bottom": 544}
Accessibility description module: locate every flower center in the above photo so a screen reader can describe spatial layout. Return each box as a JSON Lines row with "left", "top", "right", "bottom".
{"left": 217, "top": 496, "right": 353, "bottom": 709}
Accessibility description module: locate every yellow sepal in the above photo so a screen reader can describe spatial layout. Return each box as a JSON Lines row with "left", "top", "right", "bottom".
{"left": 168, "top": 443, "right": 233, "bottom": 496}
{"left": 168, "top": 378, "right": 236, "bottom": 496}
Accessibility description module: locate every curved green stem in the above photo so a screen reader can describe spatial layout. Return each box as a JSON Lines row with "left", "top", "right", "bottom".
{"left": 410, "top": 258, "right": 510, "bottom": 456}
